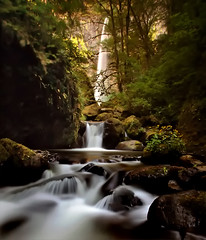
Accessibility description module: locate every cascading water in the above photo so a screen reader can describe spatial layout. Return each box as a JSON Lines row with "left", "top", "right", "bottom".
{"left": 0, "top": 160, "right": 184, "bottom": 240}
{"left": 94, "top": 17, "right": 109, "bottom": 105}
{"left": 85, "top": 122, "right": 104, "bottom": 148}
{"left": 0, "top": 162, "right": 161, "bottom": 240}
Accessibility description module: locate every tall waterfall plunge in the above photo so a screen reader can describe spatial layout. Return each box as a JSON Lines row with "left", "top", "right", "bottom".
{"left": 94, "top": 17, "right": 109, "bottom": 105}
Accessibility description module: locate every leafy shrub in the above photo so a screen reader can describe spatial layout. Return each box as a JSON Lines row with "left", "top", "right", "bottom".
{"left": 145, "top": 125, "right": 185, "bottom": 158}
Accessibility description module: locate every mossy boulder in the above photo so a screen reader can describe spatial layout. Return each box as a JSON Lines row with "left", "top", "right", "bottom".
{"left": 0, "top": 138, "right": 36, "bottom": 166}
{"left": 95, "top": 112, "right": 113, "bottom": 121}
{"left": 0, "top": 138, "right": 50, "bottom": 186}
{"left": 116, "top": 140, "right": 144, "bottom": 151}
{"left": 124, "top": 165, "right": 188, "bottom": 194}
{"left": 103, "top": 118, "right": 125, "bottom": 149}
{"left": 148, "top": 190, "right": 206, "bottom": 235}
{"left": 123, "top": 115, "right": 145, "bottom": 140}
{"left": 82, "top": 103, "right": 101, "bottom": 120}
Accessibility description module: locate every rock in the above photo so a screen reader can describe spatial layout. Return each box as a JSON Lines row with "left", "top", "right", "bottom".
{"left": 95, "top": 112, "right": 113, "bottom": 121}
{"left": 82, "top": 103, "right": 101, "bottom": 120}
{"left": 115, "top": 140, "right": 144, "bottom": 151}
{"left": 0, "top": 23, "right": 80, "bottom": 149}
{"left": 100, "top": 108, "right": 114, "bottom": 113}
{"left": 101, "top": 171, "right": 126, "bottom": 196}
{"left": 0, "top": 138, "right": 50, "bottom": 186}
{"left": 73, "top": 121, "right": 87, "bottom": 148}
{"left": 109, "top": 186, "right": 143, "bottom": 212}
{"left": 0, "top": 138, "right": 36, "bottom": 166}
{"left": 124, "top": 165, "right": 187, "bottom": 194}
{"left": 168, "top": 180, "right": 182, "bottom": 191}
{"left": 103, "top": 118, "right": 125, "bottom": 149}
{"left": 179, "top": 154, "right": 203, "bottom": 168}
{"left": 79, "top": 163, "right": 108, "bottom": 177}
{"left": 147, "top": 190, "right": 206, "bottom": 235}
{"left": 123, "top": 115, "right": 144, "bottom": 140}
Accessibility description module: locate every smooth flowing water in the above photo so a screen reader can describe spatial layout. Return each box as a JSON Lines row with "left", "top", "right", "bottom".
{"left": 0, "top": 161, "right": 182, "bottom": 240}
{"left": 0, "top": 123, "right": 183, "bottom": 239}
{"left": 85, "top": 122, "right": 104, "bottom": 148}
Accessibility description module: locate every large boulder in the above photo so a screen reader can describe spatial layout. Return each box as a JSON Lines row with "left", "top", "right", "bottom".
{"left": 148, "top": 190, "right": 206, "bottom": 236}
{"left": 0, "top": 138, "right": 52, "bottom": 186}
{"left": 95, "top": 112, "right": 113, "bottom": 121}
{"left": 103, "top": 118, "right": 125, "bottom": 149}
{"left": 123, "top": 115, "right": 145, "bottom": 141}
{"left": 115, "top": 140, "right": 144, "bottom": 151}
{"left": 82, "top": 103, "right": 101, "bottom": 120}
{"left": 124, "top": 165, "right": 191, "bottom": 194}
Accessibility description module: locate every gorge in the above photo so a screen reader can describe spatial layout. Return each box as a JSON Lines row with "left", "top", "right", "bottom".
{"left": 0, "top": 1, "right": 206, "bottom": 240}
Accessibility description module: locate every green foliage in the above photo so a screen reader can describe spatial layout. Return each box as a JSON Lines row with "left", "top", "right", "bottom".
{"left": 116, "top": 0, "right": 206, "bottom": 124}
{"left": 0, "top": 0, "right": 91, "bottom": 114}
{"left": 145, "top": 125, "right": 185, "bottom": 157}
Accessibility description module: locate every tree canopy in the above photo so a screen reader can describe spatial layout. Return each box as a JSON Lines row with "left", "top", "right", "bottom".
{"left": 1, "top": 0, "right": 205, "bottom": 125}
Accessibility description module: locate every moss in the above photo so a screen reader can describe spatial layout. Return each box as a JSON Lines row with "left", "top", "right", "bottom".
{"left": 107, "top": 118, "right": 124, "bottom": 136}
{"left": 0, "top": 138, "right": 36, "bottom": 163}
{"left": 0, "top": 143, "right": 10, "bottom": 163}
{"left": 123, "top": 115, "right": 142, "bottom": 139}
{"left": 95, "top": 112, "right": 113, "bottom": 121}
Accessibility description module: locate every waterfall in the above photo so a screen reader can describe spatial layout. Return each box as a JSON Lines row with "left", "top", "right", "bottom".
{"left": 94, "top": 17, "right": 109, "bottom": 105}
{"left": 85, "top": 122, "right": 104, "bottom": 148}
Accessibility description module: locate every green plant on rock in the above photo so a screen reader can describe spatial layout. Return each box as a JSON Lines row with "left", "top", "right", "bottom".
{"left": 145, "top": 125, "right": 185, "bottom": 158}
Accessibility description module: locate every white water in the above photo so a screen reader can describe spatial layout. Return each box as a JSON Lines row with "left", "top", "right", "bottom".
{"left": 94, "top": 17, "right": 109, "bottom": 105}
{"left": 85, "top": 122, "right": 104, "bottom": 148}
{"left": 0, "top": 162, "right": 159, "bottom": 240}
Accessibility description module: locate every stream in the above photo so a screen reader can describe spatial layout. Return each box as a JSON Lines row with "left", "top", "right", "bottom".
{"left": 0, "top": 160, "right": 182, "bottom": 240}
{"left": 0, "top": 122, "right": 182, "bottom": 239}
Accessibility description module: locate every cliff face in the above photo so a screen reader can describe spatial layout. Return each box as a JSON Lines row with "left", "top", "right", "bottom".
{"left": 0, "top": 23, "right": 80, "bottom": 149}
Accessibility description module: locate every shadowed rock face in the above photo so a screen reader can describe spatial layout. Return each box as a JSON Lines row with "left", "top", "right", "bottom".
{"left": 0, "top": 23, "right": 79, "bottom": 149}
{"left": 148, "top": 190, "right": 206, "bottom": 236}
{"left": 103, "top": 118, "right": 125, "bottom": 149}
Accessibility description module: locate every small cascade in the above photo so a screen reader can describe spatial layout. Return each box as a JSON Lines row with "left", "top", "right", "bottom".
{"left": 0, "top": 162, "right": 183, "bottom": 240}
{"left": 85, "top": 122, "right": 104, "bottom": 148}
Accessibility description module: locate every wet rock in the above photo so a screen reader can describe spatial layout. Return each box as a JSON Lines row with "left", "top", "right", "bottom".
{"left": 101, "top": 171, "right": 126, "bottom": 196}
{"left": 147, "top": 190, "right": 206, "bottom": 236}
{"left": 115, "top": 140, "right": 144, "bottom": 151}
{"left": 79, "top": 163, "right": 108, "bottom": 177}
{"left": 124, "top": 165, "right": 187, "bottom": 194}
{"left": 103, "top": 118, "right": 125, "bottom": 149}
{"left": 122, "top": 156, "right": 141, "bottom": 161}
{"left": 109, "top": 186, "right": 143, "bottom": 212}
